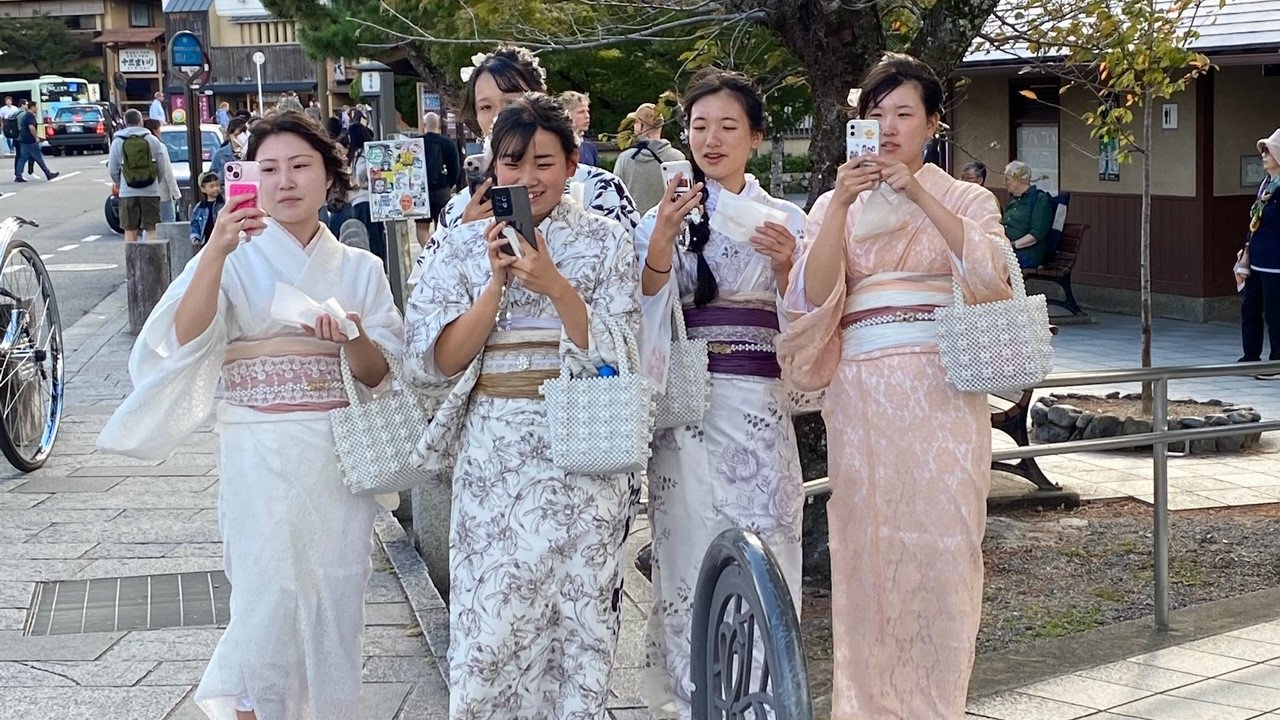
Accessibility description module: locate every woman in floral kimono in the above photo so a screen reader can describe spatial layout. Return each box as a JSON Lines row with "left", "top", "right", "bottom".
{"left": 403, "top": 94, "right": 640, "bottom": 720}
{"left": 634, "top": 68, "right": 807, "bottom": 719}
{"left": 97, "top": 112, "right": 403, "bottom": 720}
{"left": 778, "top": 54, "right": 1013, "bottom": 719}
{"left": 409, "top": 45, "right": 639, "bottom": 283}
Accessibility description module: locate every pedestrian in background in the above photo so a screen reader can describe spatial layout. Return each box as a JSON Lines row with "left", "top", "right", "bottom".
{"left": 960, "top": 160, "right": 988, "bottom": 185}
{"left": 1241, "top": 128, "right": 1280, "bottom": 375}
{"left": 419, "top": 111, "right": 460, "bottom": 221}
{"left": 216, "top": 102, "right": 232, "bottom": 130}
{"left": 149, "top": 92, "right": 167, "bottom": 123}
{"left": 0, "top": 96, "right": 21, "bottom": 157}
{"left": 14, "top": 101, "right": 58, "bottom": 184}
{"left": 144, "top": 117, "right": 182, "bottom": 223}
{"left": 613, "top": 102, "right": 686, "bottom": 213}
{"left": 559, "top": 90, "right": 599, "bottom": 166}
{"left": 107, "top": 109, "right": 169, "bottom": 242}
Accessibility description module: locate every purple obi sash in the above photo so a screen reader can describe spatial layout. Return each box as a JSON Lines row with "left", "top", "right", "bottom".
{"left": 683, "top": 302, "right": 782, "bottom": 379}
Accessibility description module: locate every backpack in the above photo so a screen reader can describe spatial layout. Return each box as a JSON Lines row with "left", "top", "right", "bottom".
{"left": 2, "top": 112, "right": 19, "bottom": 140}
{"left": 121, "top": 134, "right": 156, "bottom": 189}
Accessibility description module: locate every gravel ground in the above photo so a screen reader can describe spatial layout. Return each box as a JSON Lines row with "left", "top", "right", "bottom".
{"left": 799, "top": 493, "right": 1280, "bottom": 717}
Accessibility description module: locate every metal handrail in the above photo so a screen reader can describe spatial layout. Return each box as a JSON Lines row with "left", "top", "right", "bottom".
{"left": 801, "top": 358, "right": 1280, "bottom": 631}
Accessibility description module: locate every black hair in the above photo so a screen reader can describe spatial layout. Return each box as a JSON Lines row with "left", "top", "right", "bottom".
{"left": 857, "top": 53, "right": 945, "bottom": 120}
{"left": 461, "top": 45, "right": 547, "bottom": 135}
{"left": 489, "top": 93, "right": 578, "bottom": 171}
{"left": 962, "top": 160, "right": 987, "bottom": 181}
{"left": 245, "top": 110, "right": 353, "bottom": 201}
{"left": 142, "top": 117, "right": 161, "bottom": 133}
{"left": 680, "top": 67, "right": 767, "bottom": 307}
{"left": 198, "top": 171, "right": 220, "bottom": 186}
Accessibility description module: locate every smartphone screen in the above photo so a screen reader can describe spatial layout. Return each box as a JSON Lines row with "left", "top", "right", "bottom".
{"left": 224, "top": 161, "right": 261, "bottom": 212}
{"left": 491, "top": 185, "right": 536, "bottom": 256}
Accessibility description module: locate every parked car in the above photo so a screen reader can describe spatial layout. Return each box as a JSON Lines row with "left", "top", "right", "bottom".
{"left": 46, "top": 104, "right": 114, "bottom": 155}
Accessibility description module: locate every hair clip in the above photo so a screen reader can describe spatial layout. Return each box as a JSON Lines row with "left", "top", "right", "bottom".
{"left": 460, "top": 52, "right": 488, "bottom": 83}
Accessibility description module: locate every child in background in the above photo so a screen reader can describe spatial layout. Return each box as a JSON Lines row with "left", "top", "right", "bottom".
{"left": 189, "top": 171, "right": 225, "bottom": 247}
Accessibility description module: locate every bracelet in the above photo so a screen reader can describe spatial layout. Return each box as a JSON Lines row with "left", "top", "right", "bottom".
{"left": 644, "top": 259, "right": 672, "bottom": 275}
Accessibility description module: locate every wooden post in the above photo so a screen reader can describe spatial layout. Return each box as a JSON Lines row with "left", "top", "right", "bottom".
{"left": 157, "top": 221, "right": 195, "bottom": 280}
{"left": 125, "top": 238, "right": 171, "bottom": 334}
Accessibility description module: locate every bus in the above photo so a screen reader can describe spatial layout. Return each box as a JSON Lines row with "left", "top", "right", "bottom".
{"left": 0, "top": 75, "right": 99, "bottom": 140}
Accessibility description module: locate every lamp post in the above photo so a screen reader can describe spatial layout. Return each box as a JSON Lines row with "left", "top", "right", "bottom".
{"left": 252, "top": 52, "right": 265, "bottom": 115}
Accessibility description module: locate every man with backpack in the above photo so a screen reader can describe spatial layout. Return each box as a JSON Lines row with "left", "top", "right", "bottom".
{"left": 107, "top": 109, "right": 171, "bottom": 242}
{"left": 0, "top": 96, "right": 21, "bottom": 157}
{"left": 14, "top": 101, "right": 58, "bottom": 184}
{"left": 613, "top": 102, "right": 686, "bottom": 213}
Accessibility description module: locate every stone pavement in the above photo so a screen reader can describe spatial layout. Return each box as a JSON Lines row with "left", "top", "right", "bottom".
{"left": 0, "top": 286, "right": 449, "bottom": 720}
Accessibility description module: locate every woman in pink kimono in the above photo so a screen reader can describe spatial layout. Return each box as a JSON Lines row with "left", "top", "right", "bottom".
{"left": 778, "top": 54, "right": 1012, "bottom": 718}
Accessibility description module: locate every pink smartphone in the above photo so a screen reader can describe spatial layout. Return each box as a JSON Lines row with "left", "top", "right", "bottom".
{"left": 224, "top": 161, "right": 260, "bottom": 212}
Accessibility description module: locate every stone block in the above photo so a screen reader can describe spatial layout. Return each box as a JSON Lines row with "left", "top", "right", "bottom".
{"left": 1120, "top": 417, "right": 1153, "bottom": 436}
{"left": 0, "top": 686, "right": 188, "bottom": 720}
{"left": 1217, "top": 435, "right": 1246, "bottom": 452}
{"left": 1046, "top": 404, "right": 1081, "bottom": 427}
{"left": 0, "top": 631, "right": 125, "bottom": 661}
{"left": 1093, "top": 415, "right": 1122, "bottom": 437}
{"left": 1205, "top": 414, "right": 1231, "bottom": 426}
{"left": 0, "top": 660, "right": 157, "bottom": 687}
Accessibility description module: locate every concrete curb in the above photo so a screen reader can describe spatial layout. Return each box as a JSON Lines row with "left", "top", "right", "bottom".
{"left": 374, "top": 512, "right": 450, "bottom": 682}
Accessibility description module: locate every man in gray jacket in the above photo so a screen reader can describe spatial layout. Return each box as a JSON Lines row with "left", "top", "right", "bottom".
{"left": 108, "top": 109, "right": 172, "bottom": 243}
{"left": 614, "top": 102, "right": 686, "bottom": 214}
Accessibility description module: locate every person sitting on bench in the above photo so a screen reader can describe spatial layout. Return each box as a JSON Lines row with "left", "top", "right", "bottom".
{"left": 1001, "top": 160, "right": 1054, "bottom": 268}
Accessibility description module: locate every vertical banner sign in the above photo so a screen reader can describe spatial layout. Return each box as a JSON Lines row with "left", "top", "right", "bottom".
{"left": 365, "top": 138, "right": 431, "bottom": 221}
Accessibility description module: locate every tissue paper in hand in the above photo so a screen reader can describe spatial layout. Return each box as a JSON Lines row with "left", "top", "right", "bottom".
{"left": 270, "top": 282, "right": 360, "bottom": 339}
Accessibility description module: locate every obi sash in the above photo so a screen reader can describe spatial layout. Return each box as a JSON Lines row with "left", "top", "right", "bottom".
{"left": 683, "top": 297, "right": 781, "bottom": 379}
{"left": 839, "top": 272, "right": 952, "bottom": 357}
{"left": 474, "top": 328, "right": 561, "bottom": 399}
{"left": 221, "top": 336, "right": 348, "bottom": 413}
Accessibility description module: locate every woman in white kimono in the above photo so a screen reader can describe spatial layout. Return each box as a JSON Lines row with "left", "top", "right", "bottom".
{"left": 635, "top": 69, "right": 807, "bottom": 719}
{"left": 404, "top": 94, "right": 640, "bottom": 720}
{"left": 778, "top": 54, "right": 1012, "bottom": 718}
{"left": 97, "top": 112, "right": 403, "bottom": 720}
{"left": 408, "top": 45, "right": 639, "bottom": 284}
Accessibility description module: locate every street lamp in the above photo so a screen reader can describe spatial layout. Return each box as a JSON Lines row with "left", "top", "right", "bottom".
{"left": 252, "top": 52, "right": 266, "bottom": 115}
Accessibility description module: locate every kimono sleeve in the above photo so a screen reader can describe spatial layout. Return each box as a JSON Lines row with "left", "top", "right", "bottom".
{"left": 97, "top": 253, "right": 234, "bottom": 460}
{"left": 351, "top": 251, "right": 404, "bottom": 394}
{"left": 562, "top": 217, "right": 641, "bottom": 378}
{"left": 777, "top": 191, "right": 847, "bottom": 392}
{"left": 949, "top": 187, "right": 1014, "bottom": 305}
{"left": 633, "top": 208, "right": 679, "bottom": 388}
{"left": 402, "top": 227, "right": 478, "bottom": 387}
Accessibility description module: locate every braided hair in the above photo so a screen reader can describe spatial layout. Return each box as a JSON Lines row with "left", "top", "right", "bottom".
{"left": 680, "top": 68, "right": 767, "bottom": 306}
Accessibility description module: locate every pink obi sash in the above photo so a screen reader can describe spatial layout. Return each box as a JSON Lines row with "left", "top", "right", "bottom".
{"left": 221, "top": 337, "right": 348, "bottom": 414}
{"left": 839, "top": 272, "right": 952, "bottom": 356}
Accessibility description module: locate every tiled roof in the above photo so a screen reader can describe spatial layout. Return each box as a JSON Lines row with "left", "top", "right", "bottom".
{"left": 163, "top": 0, "right": 214, "bottom": 13}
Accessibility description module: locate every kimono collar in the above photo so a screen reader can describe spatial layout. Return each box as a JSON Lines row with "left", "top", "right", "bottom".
{"left": 705, "top": 173, "right": 763, "bottom": 214}
{"left": 914, "top": 163, "right": 956, "bottom": 195}
{"left": 253, "top": 218, "right": 345, "bottom": 299}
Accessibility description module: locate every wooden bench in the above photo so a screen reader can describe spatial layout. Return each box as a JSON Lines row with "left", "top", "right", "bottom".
{"left": 987, "top": 324, "right": 1061, "bottom": 491}
{"left": 1024, "top": 222, "right": 1090, "bottom": 316}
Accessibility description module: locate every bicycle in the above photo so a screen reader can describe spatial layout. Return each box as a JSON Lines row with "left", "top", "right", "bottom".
{"left": 0, "top": 216, "right": 64, "bottom": 471}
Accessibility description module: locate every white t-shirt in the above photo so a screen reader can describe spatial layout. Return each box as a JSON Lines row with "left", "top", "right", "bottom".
{"left": 0, "top": 105, "right": 20, "bottom": 120}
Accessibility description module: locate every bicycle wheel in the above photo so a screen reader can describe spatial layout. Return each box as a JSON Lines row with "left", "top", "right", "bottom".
{"left": 0, "top": 221, "right": 64, "bottom": 471}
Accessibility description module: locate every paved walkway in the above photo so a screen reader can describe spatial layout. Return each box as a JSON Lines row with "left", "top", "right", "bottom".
{"left": 1, "top": 289, "right": 1276, "bottom": 719}
{"left": 0, "top": 287, "right": 448, "bottom": 720}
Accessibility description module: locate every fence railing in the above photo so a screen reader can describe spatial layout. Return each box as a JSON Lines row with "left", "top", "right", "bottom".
{"left": 802, "top": 359, "right": 1280, "bottom": 630}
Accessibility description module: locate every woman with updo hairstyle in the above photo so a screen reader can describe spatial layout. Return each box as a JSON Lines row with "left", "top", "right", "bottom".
{"left": 778, "top": 54, "right": 1014, "bottom": 718}
{"left": 407, "top": 44, "right": 640, "bottom": 286}
{"left": 99, "top": 110, "right": 402, "bottom": 720}
{"left": 404, "top": 93, "right": 640, "bottom": 719}
{"left": 634, "top": 67, "right": 808, "bottom": 719}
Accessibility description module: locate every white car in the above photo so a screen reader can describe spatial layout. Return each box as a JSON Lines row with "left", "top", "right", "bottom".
{"left": 159, "top": 123, "right": 226, "bottom": 192}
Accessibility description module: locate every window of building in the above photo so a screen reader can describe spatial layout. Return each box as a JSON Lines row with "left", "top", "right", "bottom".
{"left": 129, "top": 2, "right": 151, "bottom": 28}
{"left": 63, "top": 15, "right": 99, "bottom": 31}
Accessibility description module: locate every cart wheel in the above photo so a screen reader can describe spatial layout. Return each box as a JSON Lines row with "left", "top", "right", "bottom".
{"left": 0, "top": 222, "right": 63, "bottom": 471}
{"left": 104, "top": 195, "right": 123, "bottom": 234}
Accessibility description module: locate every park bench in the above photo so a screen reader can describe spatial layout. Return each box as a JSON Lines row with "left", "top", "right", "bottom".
{"left": 1024, "top": 221, "right": 1090, "bottom": 316}
{"left": 987, "top": 323, "right": 1061, "bottom": 491}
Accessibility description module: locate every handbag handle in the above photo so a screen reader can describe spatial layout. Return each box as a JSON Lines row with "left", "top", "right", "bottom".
{"left": 556, "top": 315, "right": 641, "bottom": 380}
{"left": 338, "top": 343, "right": 402, "bottom": 406}
{"left": 950, "top": 239, "right": 1029, "bottom": 307}
{"left": 670, "top": 295, "right": 690, "bottom": 342}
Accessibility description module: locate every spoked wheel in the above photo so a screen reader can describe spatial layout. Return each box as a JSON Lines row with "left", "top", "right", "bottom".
{"left": 0, "top": 218, "right": 63, "bottom": 471}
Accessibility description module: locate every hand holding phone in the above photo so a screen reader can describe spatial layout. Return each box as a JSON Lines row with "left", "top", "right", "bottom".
{"left": 224, "top": 161, "right": 261, "bottom": 213}
{"left": 660, "top": 160, "right": 694, "bottom": 198}
{"left": 491, "top": 185, "right": 536, "bottom": 257}
{"left": 847, "top": 119, "right": 880, "bottom": 162}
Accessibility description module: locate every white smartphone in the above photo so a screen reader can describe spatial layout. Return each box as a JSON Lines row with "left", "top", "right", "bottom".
{"left": 847, "top": 119, "right": 880, "bottom": 161}
{"left": 660, "top": 160, "right": 694, "bottom": 196}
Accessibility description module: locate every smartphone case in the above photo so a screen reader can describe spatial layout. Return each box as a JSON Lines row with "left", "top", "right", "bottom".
{"left": 847, "top": 119, "right": 880, "bottom": 160}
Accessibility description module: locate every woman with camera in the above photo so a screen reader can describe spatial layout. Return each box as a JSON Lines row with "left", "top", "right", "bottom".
{"left": 404, "top": 93, "right": 640, "bottom": 719}
{"left": 635, "top": 68, "right": 807, "bottom": 719}
{"left": 779, "top": 54, "right": 1014, "bottom": 718}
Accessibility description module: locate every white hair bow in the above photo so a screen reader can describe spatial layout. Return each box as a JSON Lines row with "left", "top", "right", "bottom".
{"left": 460, "top": 52, "right": 488, "bottom": 83}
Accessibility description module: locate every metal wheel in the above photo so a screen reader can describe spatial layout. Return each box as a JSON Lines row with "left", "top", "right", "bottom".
{"left": 0, "top": 218, "right": 63, "bottom": 471}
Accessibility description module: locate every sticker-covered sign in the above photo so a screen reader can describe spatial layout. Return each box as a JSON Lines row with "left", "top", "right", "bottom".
{"left": 364, "top": 138, "right": 430, "bottom": 221}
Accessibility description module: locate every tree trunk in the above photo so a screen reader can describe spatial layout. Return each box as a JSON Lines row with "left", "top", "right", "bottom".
{"left": 770, "top": 130, "right": 785, "bottom": 197}
{"left": 804, "top": 70, "right": 858, "bottom": 209}
{"left": 1140, "top": 92, "right": 1154, "bottom": 416}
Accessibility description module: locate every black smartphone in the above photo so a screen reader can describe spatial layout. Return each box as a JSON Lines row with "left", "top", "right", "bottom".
{"left": 464, "top": 153, "right": 489, "bottom": 196}
{"left": 491, "top": 185, "right": 537, "bottom": 256}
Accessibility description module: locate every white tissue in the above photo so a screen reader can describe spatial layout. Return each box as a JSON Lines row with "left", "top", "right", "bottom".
{"left": 850, "top": 184, "right": 910, "bottom": 242}
{"left": 708, "top": 190, "right": 790, "bottom": 244}
{"left": 270, "top": 282, "right": 360, "bottom": 339}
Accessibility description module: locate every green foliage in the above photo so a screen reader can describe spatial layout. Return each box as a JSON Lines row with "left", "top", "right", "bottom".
{"left": 747, "top": 153, "right": 810, "bottom": 177}
{"left": 0, "top": 16, "right": 86, "bottom": 75}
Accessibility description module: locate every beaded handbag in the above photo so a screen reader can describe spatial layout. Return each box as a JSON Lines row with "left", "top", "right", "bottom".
{"left": 934, "top": 242, "right": 1053, "bottom": 393}
{"left": 331, "top": 348, "right": 434, "bottom": 495}
{"left": 653, "top": 299, "right": 710, "bottom": 429}
{"left": 540, "top": 317, "right": 656, "bottom": 474}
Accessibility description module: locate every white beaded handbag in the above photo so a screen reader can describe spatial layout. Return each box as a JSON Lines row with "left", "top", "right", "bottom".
{"left": 934, "top": 242, "right": 1053, "bottom": 393}
{"left": 330, "top": 348, "right": 434, "bottom": 495}
{"left": 540, "top": 317, "right": 656, "bottom": 474}
{"left": 653, "top": 299, "right": 710, "bottom": 429}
